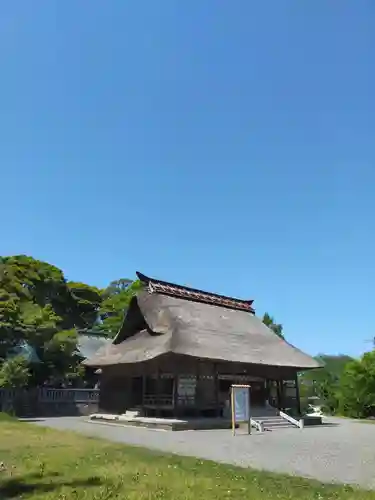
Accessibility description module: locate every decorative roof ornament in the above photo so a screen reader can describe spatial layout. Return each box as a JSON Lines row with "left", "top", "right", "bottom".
{"left": 136, "top": 272, "right": 255, "bottom": 314}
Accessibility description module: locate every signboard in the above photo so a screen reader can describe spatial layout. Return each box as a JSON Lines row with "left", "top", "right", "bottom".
{"left": 178, "top": 376, "right": 196, "bottom": 396}
{"left": 177, "top": 376, "right": 196, "bottom": 405}
{"left": 231, "top": 384, "right": 251, "bottom": 435}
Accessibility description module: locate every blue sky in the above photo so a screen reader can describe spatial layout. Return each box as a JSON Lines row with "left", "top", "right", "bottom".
{"left": 1, "top": 2, "right": 374, "bottom": 357}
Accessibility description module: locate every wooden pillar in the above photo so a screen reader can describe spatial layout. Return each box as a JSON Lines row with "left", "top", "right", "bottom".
{"left": 295, "top": 374, "right": 301, "bottom": 416}
{"left": 141, "top": 373, "right": 146, "bottom": 415}
{"left": 173, "top": 372, "right": 178, "bottom": 416}
{"left": 277, "top": 380, "right": 283, "bottom": 410}
{"left": 264, "top": 379, "right": 269, "bottom": 406}
{"left": 156, "top": 366, "right": 161, "bottom": 417}
{"left": 173, "top": 372, "right": 179, "bottom": 417}
{"left": 213, "top": 362, "right": 220, "bottom": 417}
{"left": 194, "top": 359, "right": 200, "bottom": 417}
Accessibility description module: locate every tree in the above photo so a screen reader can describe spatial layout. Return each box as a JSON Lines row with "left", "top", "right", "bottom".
{"left": 338, "top": 351, "right": 375, "bottom": 418}
{"left": 0, "top": 256, "right": 102, "bottom": 332}
{"left": 262, "top": 312, "right": 284, "bottom": 339}
{"left": 0, "top": 356, "right": 30, "bottom": 388}
{"left": 0, "top": 255, "right": 67, "bottom": 306}
{"left": 67, "top": 282, "right": 102, "bottom": 329}
{"left": 0, "top": 255, "right": 104, "bottom": 386}
{"left": 42, "top": 329, "right": 84, "bottom": 384}
{"left": 99, "top": 279, "right": 142, "bottom": 337}
{"left": 102, "top": 278, "right": 133, "bottom": 298}
{"left": 0, "top": 290, "right": 25, "bottom": 360}
{"left": 299, "top": 354, "right": 353, "bottom": 413}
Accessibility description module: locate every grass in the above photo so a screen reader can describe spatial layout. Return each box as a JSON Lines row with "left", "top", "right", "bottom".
{"left": 0, "top": 412, "right": 16, "bottom": 422}
{"left": 0, "top": 421, "right": 374, "bottom": 500}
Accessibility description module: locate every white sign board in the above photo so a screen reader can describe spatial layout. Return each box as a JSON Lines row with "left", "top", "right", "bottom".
{"left": 233, "top": 386, "right": 250, "bottom": 422}
{"left": 231, "top": 384, "right": 251, "bottom": 435}
{"left": 178, "top": 376, "right": 196, "bottom": 397}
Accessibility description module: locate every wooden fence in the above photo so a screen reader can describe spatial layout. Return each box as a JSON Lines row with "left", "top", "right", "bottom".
{"left": 0, "top": 388, "right": 99, "bottom": 417}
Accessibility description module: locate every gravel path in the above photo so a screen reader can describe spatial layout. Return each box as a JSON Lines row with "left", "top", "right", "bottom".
{"left": 30, "top": 416, "right": 375, "bottom": 489}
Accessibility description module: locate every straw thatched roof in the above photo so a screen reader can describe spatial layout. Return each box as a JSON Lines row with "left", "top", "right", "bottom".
{"left": 84, "top": 273, "right": 321, "bottom": 370}
{"left": 77, "top": 332, "right": 111, "bottom": 359}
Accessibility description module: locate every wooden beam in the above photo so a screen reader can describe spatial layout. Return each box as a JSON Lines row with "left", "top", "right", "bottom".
{"left": 295, "top": 374, "right": 301, "bottom": 416}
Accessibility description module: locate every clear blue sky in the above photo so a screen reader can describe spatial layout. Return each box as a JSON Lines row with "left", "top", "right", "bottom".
{"left": 1, "top": 2, "right": 374, "bottom": 357}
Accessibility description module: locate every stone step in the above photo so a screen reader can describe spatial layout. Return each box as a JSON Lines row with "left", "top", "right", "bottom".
{"left": 263, "top": 420, "right": 295, "bottom": 427}
{"left": 253, "top": 416, "right": 280, "bottom": 421}
{"left": 264, "top": 424, "right": 296, "bottom": 430}
{"left": 255, "top": 414, "right": 281, "bottom": 419}
{"left": 123, "top": 409, "right": 143, "bottom": 418}
{"left": 254, "top": 415, "right": 297, "bottom": 430}
{"left": 258, "top": 416, "right": 290, "bottom": 422}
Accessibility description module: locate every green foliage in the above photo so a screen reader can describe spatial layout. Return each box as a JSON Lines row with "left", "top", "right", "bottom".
{"left": 298, "top": 353, "right": 375, "bottom": 419}
{"left": 0, "top": 356, "right": 31, "bottom": 388}
{"left": 22, "top": 303, "right": 62, "bottom": 348}
{"left": 0, "top": 254, "right": 143, "bottom": 385}
{"left": 67, "top": 281, "right": 102, "bottom": 329}
{"left": 0, "top": 290, "right": 24, "bottom": 359}
{"left": 42, "top": 329, "right": 84, "bottom": 383}
{"left": 0, "top": 255, "right": 109, "bottom": 386}
{"left": 0, "top": 255, "right": 102, "bottom": 333}
{"left": 0, "top": 255, "right": 67, "bottom": 305}
{"left": 99, "top": 279, "right": 142, "bottom": 337}
{"left": 262, "top": 312, "right": 284, "bottom": 339}
{"left": 317, "top": 354, "right": 354, "bottom": 376}
{"left": 102, "top": 278, "right": 133, "bottom": 298}
{"left": 299, "top": 355, "right": 353, "bottom": 413}
{"left": 338, "top": 351, "right": 375, "bottom": 418}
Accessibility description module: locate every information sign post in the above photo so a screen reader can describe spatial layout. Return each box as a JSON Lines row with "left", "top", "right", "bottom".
{"left": 230, "top": 384, "right": 251, "bottom": 436}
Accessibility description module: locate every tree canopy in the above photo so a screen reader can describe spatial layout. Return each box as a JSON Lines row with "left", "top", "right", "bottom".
{"left": 0, "top": 255, "right": 138, "bottom": 387}
{"left": 338, "top": 351, "right": 375, "bottom": 418}
{"left": 299, "top": 354, "right": 353, "bottom": 413}
{"left": 0, "top": 356, "right": 31, "bottom": 388}
{"left": 99, "top": 279, "right": 142, "bottom": 337}
{"left": 262, "top": 312, "right": 284, "bottom": 339}
{"left": 259, "top": 312, "right": 375, "bottom": 419}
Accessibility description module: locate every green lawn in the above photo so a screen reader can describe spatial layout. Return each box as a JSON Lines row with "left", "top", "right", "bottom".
{"left": 0, "top": 418, "right": 374, "bottom": 499}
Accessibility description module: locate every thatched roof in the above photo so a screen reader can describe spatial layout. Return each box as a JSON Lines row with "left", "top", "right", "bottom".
{"left": 84, "top": 273, "right": 321, "bottom": 370}
{"left": 77, "top": 333, "right": 111, "bottom": 359}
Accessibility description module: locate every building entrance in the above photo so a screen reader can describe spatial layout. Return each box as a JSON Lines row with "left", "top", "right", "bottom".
{"left": 249, "top": 381, "right": 267, "bottom": 406}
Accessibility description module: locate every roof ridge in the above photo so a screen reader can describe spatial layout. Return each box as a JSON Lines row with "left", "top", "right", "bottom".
{"left": 136, "top": 271, "right": 255, "bottom": 313}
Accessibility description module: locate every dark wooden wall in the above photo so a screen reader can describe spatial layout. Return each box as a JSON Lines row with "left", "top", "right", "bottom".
{"left": 99, "top": 354, "right": 300, "bottom": 414}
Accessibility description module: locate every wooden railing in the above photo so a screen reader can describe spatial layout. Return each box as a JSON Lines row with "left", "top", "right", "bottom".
{"left": 0, "top": 389, "right": 25, "bottom": 401}
{"left": 177, "top": 395, "right": 196, "bottom": 406}
{"left": 279, "top": 410, "right": 304, "bottom": 429}
{"left": 143, "top": 394, "right": 173, "bottom": 407}
{"left": 142, "top": 394, "right": 218, "bottom": 409}
{"left": 38, "top": 388, "right": 99, "bottom": 403}
{"left": 0, "top": 388, "right": 99, "bottom": 405}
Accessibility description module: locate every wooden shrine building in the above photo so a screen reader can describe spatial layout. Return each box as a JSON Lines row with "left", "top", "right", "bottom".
{"left": 84, "top": 272, "right": 320, "bottom": 417}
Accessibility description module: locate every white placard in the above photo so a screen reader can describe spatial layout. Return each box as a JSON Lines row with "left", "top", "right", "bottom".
{"left": 178, "top": 376, "right": 197, "bottom": 397}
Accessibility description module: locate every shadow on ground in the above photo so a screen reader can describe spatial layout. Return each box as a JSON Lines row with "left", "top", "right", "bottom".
{"left": 305, "top": 422, "right": 340, "bottom": 428}
{"left": 18, "top": 418, "right": 46, "bottom": 423}
{"left": 0, "top": 472, "right": 102, "bottom": 499}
